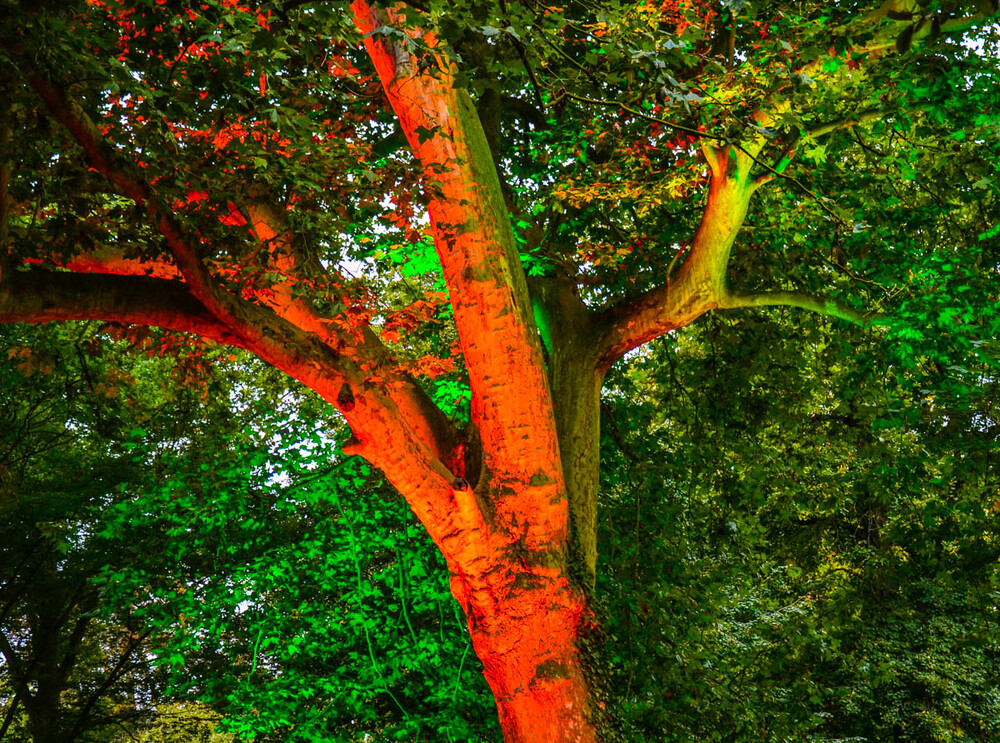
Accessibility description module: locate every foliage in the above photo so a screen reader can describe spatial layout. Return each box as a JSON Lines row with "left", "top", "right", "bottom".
{"left": 97, "top": 407, "right": 498, "bottom": 743}
{"left": 2, "top": 0, "right": 1000, "bottom": 740}
{"left": 122, "top": 702, "right": 237, "bottom": 743}
{"left": 0, "top": 322, "right": 190, "bottom": 743}
{"left": 0, "top": 320, "right": 495, "bottom": 742}
{"left": 598, "top": 310, "right": 1000, "bottom": 741}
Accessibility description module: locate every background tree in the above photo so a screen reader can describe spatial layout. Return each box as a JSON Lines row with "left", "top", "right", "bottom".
{"left": 597, "top": 310, "right": 1000, "bottom": 740}
{"left": 0, "top": 322, "right": 172, "bottom": 743}
{"left": 0, "top": 1, "right": 998, "bottom": 740}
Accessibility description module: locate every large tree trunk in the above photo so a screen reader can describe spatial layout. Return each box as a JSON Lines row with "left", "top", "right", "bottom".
{"left": 454, "top": 547, "right": 597, "bottom": 742}
{"left": 349, "top": 6, "right": 605, "bottom": 739}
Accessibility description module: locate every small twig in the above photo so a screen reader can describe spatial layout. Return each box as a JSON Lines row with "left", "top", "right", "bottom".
{"left": 511, "top": 38, "right": 546, "bottom": 111}
{"left": 497, "top": 0, "right": 545, "bottom": 110}
{"left": 552, "top": 90, "right": 713, "bottom": 141}
{"left": 537, "top": 35, "right": 604, "bottom": 90}
{"left": 664, "top": 242, "right": 689, "bottom": 280}
{"left": 808, "top": 244, "right": 888, "bottom": 289}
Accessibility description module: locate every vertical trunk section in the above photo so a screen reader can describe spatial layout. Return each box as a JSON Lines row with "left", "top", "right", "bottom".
{"left": 349, "top": 6, "right": 604, "bottom": 740}
{"left": 532, "top": 277, "right": 604, "bottom": 585}
{"left": 449, "top": 541, "right": 598, "bottom": 743}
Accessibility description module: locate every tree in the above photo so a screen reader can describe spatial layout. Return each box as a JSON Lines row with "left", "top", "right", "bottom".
{"left": 0, "top": 321, "right": 322, "bottom": 743}
{"left": 596, "top": 311, "right": 1000, "bottom": 740}
{"left": 0, "top": 1, "right": 997, "bottom": 739}
{"left": 0, "top": 323, "right": 170, "bottom": 743}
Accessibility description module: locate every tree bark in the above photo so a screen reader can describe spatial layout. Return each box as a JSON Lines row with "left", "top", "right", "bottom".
{"left": 452, "top": 543, "right": 597, "bottom": 742}
{"left": 532, "top": 277, "right": 605, "bottom": 585}
{"left": 349, "top": 4, "right": 603, "bottom": 740}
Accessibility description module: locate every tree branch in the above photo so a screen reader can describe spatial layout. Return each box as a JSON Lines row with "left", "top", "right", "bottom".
{"left": 0, "top": 629, "right": 32, "bottom": 704}
{"left": 0, "top": 268, "right": 364, "bottom": 422}
{"left": 0, "top": 268, "right": 481, "bottom": 554}
{"left": 758, "top": 109, "right": 887, "bottom": 185}
{"left": 64, "top": 629, "right": 153, "bottom": 743}
{"left": 861, "top": 1, "right": 997, "bottom": 53}
{"left": 17, "top": 64, "right": 476, "bottom": 532}
{"left": 57, "top": 609, "right": 95, "bottom": 687}
{"left": 240, "top": 202, "right": 458, "bottom": 465}
{"left": 0, "top": 271, "right": 243, "bottom": 346}
{"left": 593, "top": 147, "right": 757, "bottom": 370}
{"left": 552, "top": 90, "right": 715, "bottom": 142}
{"left": 353, "top": 0, "right": 567, "bottom": 544}
{"left": 36, "top": 246, "right": 179, "bottom": 280}
{"left": 0, "top": 689, "right": 21, "bottom": 741}
{"left": 20, "top": 68, "right": 255, "bottom": 339}
{"left": 718, "top": 290, "right": 885, "bottom": 326}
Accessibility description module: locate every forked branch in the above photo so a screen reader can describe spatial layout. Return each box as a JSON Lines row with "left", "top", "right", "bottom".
{"left": 20, "top": 68, "right": 250, "bottom": 337}
{"left": 13, "top": 56, "right": 493, "bottom": 561}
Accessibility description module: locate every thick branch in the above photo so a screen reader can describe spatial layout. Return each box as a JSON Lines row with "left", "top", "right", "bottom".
{"left": 0, "top": 268, "right": 488, "bottom": 560}
{"left": 0, "top": 271, "right": 242, "bottom": 345}
{"left": 0, "top": 268, "right": 350, "bottom": 427}
{"left": 593, "top": 279, "right": 710, "bottom": 371}
{"left": 594, "top": 146, "right": 756, "bottom": 369}
{"left": 19, "top": 66, "right": 477, "bottom": 540}
{"left": 353, "top": 1, "right": 567, "bottom": 544}
{"left": 241, "top": 202, "right": 458, "bottom": 465}
{"left": 21, "top": 69, "right": 254, "bottom": 337}
{"left": 592, "top": 134, "right": 886, "bottom": 369}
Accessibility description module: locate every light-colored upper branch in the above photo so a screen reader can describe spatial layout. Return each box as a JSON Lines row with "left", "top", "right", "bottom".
{"left": 593, "top": 137, "right": 886, "bottom": 369}
{"left": 718, "top": 290, "right": 885, "bottom": 327}
{"left": 759, "top": 109, "right": 887, "bottom": 185}
{"left": 594, "top": 146, "right": 757, "bottom": 369}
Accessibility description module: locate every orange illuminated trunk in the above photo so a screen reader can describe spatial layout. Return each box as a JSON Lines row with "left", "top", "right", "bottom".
{"left": 451, "top": 549, "right": 599, "bottom": 743}
{"left": 346, "top": 4, "right": 606, "bottom": 740}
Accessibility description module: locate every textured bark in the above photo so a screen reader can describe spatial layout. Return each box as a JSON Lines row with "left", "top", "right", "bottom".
{"left": 350, "top": 4, "right": 600, "bottom": 740}
{"left": 533, "top": 277, "right": 604, "bottom": 584}
{"left": 458, "top": 554, "right": 596, "bottom": 743}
